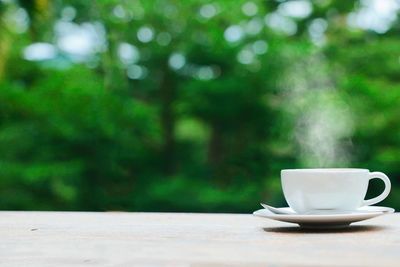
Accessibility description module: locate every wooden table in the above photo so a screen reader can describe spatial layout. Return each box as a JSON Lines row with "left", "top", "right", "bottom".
{"left": 0, "top": 211, "right": 399, "bottom": 266}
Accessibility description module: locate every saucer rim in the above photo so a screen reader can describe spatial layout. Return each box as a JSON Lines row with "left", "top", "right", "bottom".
{"left": 263, "top": 206, "right": 394, "bottom": 217}
{"left": 253, "top": 206, "right": 394, "bottom": 220}
{"left": 253, "top": 206, "right": 394, "bottom": 227}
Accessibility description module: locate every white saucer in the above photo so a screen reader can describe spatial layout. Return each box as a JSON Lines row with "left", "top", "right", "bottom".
{"left": 253, "top": 206, "right": 395, "bottom": 229}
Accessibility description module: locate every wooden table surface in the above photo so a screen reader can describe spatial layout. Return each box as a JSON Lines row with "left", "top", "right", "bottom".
{"left": 0, "top": 211, "right": 399, "bottom": 267}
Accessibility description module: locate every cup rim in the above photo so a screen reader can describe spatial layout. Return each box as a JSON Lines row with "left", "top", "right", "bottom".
{"left": 281, "top": 168, "right": 369, "bottom": 173}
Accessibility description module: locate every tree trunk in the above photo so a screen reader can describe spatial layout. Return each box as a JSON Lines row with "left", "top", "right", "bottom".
{"left": 160, "top": 67, "right": 176, "bottom": 175}
{"left": 208, "top": 126, "right": 224, "bottom": 175}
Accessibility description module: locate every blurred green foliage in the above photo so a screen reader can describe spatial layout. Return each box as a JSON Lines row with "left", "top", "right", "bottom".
{"left": 0, "top": 0, "right": 399, "bottom": 212}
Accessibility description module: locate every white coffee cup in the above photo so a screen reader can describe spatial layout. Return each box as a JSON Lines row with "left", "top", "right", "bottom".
{"left": 281, "top": 168, "right": 391, "bottom": 214}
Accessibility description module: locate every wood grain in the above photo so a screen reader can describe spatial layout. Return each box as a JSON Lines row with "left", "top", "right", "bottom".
{"left": 0, "top": 211, "right": 399, "bottom": 266}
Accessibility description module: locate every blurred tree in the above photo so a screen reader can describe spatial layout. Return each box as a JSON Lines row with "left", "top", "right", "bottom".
{"left": 0, "top": 0, "right": 399, "bottom": 212}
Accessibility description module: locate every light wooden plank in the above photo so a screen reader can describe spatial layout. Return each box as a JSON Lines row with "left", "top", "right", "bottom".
{"left": 0, "top": 211, "right": 399, "bottom": 266}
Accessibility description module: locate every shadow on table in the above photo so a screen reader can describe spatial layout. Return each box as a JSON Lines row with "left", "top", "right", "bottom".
{"left": 263, "top": 225, "right": 387, "bottom": 234}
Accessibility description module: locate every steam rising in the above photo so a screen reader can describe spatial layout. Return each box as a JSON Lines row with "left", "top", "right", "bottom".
{"left": 282, "top": 53, "right": 354, "bottom": 167}
{"left": 294, "top": 93, "right": 354, "bottom": 167}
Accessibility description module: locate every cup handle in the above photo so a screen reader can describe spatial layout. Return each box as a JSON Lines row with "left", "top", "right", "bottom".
{"left": 362, "top": 172, "right": 391, "bottom": 206}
